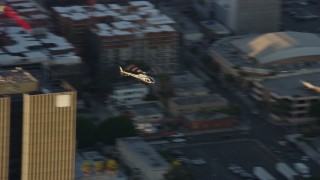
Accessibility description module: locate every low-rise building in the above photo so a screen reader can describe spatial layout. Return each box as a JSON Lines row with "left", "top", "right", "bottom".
{"left": 119, "top": 101, "right": 165, "bottom": 133}
{"left": 168, "top": 94, "right": 229, "bottom": 117}
{"left": 110, "top": 83, "right": 148, "bottom": 106}
{"left": 182, "top": 113, "right": 237, "bottom": 130}
{"left": 170, "top": 71, "right": 205, "bottom": 87}
{"left": 173, "top": 85, "right": 209, "bottom": 97}
{"left": 126, "top": 102, "right": 164, "bottom": 124}
{"left": 251, "top": 70, "right": 320, "bottom": 123}
{"left": 117, "top": 137, "right": 170, "bottom": 180}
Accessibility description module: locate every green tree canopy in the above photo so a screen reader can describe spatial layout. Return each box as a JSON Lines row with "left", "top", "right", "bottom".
{"left": 165, "top": 164, "right": 194, "bottom": 180}
{"left": 98, "top": 116, "right": 137, "bottom": 144}
{"left": 77, "top": 117, "right": 97, "bottom": 149}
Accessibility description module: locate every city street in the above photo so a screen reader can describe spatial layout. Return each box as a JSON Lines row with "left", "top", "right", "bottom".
{"left": 175, "top": 44, "right": 320, "bottom": 177}
{"left": 168, "top": 140, "right": 284, "bottom": 180}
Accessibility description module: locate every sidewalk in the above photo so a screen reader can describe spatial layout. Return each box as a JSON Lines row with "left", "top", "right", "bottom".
{"left": 186, "top": 124, "right": 250, "bottom": 136}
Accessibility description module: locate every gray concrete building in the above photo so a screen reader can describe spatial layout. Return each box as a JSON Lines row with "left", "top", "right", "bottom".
{"left": 168, "top": 94, "right": 229, "bottom": 117}
{"left": 117, "top": 137, "right": 170, "bottom": 180}
{"left": 252, "top": 70, "right": 320, "bottom": 124}
{"left": 214, "top": 0, "right": 281, "bottom": 34}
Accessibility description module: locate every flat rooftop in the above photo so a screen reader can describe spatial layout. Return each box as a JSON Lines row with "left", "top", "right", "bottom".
{"left": 2, "top": 0, "right": 50, "bottom": 28}
{"left": 200, "top": 20, "right": 231, "bottom": 35}
{"left": 118, "top": 137, "right": 170, "bottom": 170}
{"left": 52, "top": 2, "right": 176, "bottom": 37}
{"left": 171, "top": 94, "right": 228, "bottom": 105}
{"left": 113, "top": 83, "right": 147, "bottom": 91}
{"left": 0, "top": 27, "right": 81, "bottom": 66}
{"left": 171, "top": 71, "right": 204, "bottom": 86}
{"left": 184, "top": 113, "right": 233, "bottom": 122}
{"left": 0, "top": 68, "right": 37, "bottom": 84}
{"left": 259, "top": 71, "right": 320, "bottom": 97}
{"left": 0, "top": 64, "right": 74, "bottom": 95}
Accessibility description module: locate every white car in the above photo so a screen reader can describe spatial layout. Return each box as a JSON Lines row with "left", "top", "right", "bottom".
{"left": 171, "top": 138, "right": 186, "bottom": 143}
{"left": 191, "top": 158, "right": 207, "bottom": 165}
{"left": 170, "top": 133, "right": 185, "bottom": 138}
{"left": 177, "top": 157, "right": 191, "bottom": 164}
{"left": 301, "top": 156, "right": 309, "bottom": 161}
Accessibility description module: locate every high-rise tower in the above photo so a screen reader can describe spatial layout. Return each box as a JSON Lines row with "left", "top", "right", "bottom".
{"left": 0, "top": 65, "right": 76, "bottom": 180}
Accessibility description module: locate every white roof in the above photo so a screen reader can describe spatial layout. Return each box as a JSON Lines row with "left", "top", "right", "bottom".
{"left": 93, "top": 4, "right": 109, "bottom": 11}
{"left": 51, "top": 54, "right": 81, "bottom": 65}
{"left": 111, "top": 29, "right": 131, "bottom": 35}
{"left": 39, "top": 32, "right": 73, "bottom": 50}
{"left": 10, "top": 2, "right": 35, "bottom": 8}
{"left": 129, "top": 1, "right": 154, "bottom": 8}
{"left": 96, "top": 23, "right": 112, "bottom": 31}
{"left": 108, "top": 4, "right": 122, "bottom": 10}
{"left": 23, "top": 51, "right": 48, "bottom": 62}
{"left": 112, "top": 21, "right": 135, "bottom": 29}
{"left": 29, "top": 14, "right": 49, "bottom": 19}
{"left": 146, "top": 15, "right": 175, "bottom": 25}
{"left": 0, "top": 54, "right": 22, "bottom": 64}
{"left": 118, "top": 15, "right": 142, "bottom": 21}
{"left": 67, "top": 13, "right": 89, "bottom": 20}
{"left": 231, "top": 31, "right": 320, "bottom": 64}
{"left": 0, "top": 27, "right": 81, "bottom": 66}
{"left": 16, "top": 8, "right": 38, "bottom": 13}
{"left": 52, "top": 6, "right": 86, "bottom": 13}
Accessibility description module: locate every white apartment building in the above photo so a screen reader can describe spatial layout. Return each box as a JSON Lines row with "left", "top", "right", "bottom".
{"left": 117, "top": 137, "right": 170, "bottom": 180}
{"left": 109, "top": 83, "right": 148, "bottom": 106}
{"left": 214, "top": 0, "right": 281, "bottom": 34}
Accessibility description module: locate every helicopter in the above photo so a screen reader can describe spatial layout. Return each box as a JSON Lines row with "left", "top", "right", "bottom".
{"left": 119, "top": 65, "right": 155, "bottom": 85}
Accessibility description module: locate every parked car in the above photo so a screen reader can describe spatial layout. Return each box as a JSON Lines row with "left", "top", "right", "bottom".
{"left": 170, "top": 149, "right": 183, "bottom": 156}
{"left": 301, "top": 156, "right": 309, "bottom": 161}
{"left": 228, "top": 164, "right": 244, "bottom": 174}
{"left": 177, "top": 157, "right": 191, "bottom": 164}
{"left": 170, "top": 133, "right": 185, "bottom": 138}
{"left": 171, "top": 138, "right": 186, "bottom": 143}
{"left": 239, "top": 172, "right": 255, "bottom": 179}
{"left": 191, "top": 158, "right": 207, "bottom": 165}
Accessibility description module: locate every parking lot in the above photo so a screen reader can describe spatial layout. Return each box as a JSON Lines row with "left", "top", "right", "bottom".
{"left": 169, "top": 140, "right": 284, "bottom": 180}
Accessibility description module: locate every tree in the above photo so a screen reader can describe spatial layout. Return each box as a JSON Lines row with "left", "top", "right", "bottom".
{"left": 81, "top": 162, "right": 93, "bottom": 175}
{"left": 224, "top": 74, "right": 235, "bottom": 83}
{"left": 98, "top": 116, "right": 137, "bottom": 144}
{"left": 106, "top": 159, "right": 118, "bottom": 176}
{"left": 77, "top": 117, "right": 97, "bottom": 149}
{"left": 309, "top": 101, "right": 320, "bottom": 118}
{"left": 94, "top": 161, "right": 105, "bottom": 174}
{"left": 208, "top": 61, "right": 220, "bottom": 73}
{"left": 165, "top": 163, "right": 194, "bottom": 180}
